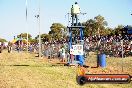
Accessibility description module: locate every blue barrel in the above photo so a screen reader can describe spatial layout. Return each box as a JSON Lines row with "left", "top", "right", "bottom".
{"left": 100, "top": 54, "right": 106, "bottom": 67}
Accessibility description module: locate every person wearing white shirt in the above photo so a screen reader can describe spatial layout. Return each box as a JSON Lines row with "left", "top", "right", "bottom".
{"left": 71, "top": 2, "right": 81, "bottom": 26}
{"left": 61, "top": 47, "right": 65, "bottom": 62}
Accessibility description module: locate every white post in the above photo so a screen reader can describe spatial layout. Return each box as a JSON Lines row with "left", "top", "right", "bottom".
{"left": 38, "top": 0, "right": 41, "bottom": 59}
{"left": 26, "top": 0, "right": 28, "bottom": 52}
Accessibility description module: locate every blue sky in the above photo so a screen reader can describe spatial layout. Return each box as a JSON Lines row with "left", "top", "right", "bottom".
{"left": 0, "top": 0, "right": 132, "bottom": 41}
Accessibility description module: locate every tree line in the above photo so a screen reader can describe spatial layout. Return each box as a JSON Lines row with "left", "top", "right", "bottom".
{"left": 0, "top": 15, "right": 131, "bottom": 43}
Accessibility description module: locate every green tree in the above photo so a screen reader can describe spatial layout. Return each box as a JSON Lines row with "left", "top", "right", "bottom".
{"left": 83, "top": 19, "right": 96, "bottom": 36}
{"left": 41, "top": 33, "right": 51, "bottom": 43}
{"left": 114, "top": 25, "right": 124, "bottom": 35}
{"left": 30, "top": 39, "right": 38, "bottom": 44}
{"left": 49, "top": 23, "right": 66, "bottom": 40}
{"left": 94, "top": 15, "right": 108, "bottom": 36}
{"left": 35, "top": 33, "right": 52, "bottom": 43}
{"left": 83, "top": 15, "right": 108, "bottom": 36}
{"left": 17, "top": 33, "right": 33, "bottom": 43}
{"left": 17, "top": 33, "right": 32, "bottom": 39}
{"left": 0, "top": 38, "right": 7, "bottom": 43}
{"left": 105, "top": 27, "right": 114, "bottom": 35}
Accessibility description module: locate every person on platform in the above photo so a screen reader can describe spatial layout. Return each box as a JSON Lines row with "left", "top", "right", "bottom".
{"left": 71, "top": 2, "right": 81, "bottom": 26}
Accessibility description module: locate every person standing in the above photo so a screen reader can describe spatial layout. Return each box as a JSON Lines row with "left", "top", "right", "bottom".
{"left": 71, "top": 2, "right": 81, "bottom": 26}
{"left": 0, "top": 45, "right": 2, "bottom": 53}
{"left": 8, "top": 41, "right": 12, "bottom": 53}
{"left": 60, "top": 46, "right": 65, "bottom": 62}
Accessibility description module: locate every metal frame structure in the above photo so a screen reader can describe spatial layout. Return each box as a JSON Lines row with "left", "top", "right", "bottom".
{"left": 67, "top": 2, "right": 86, "bottom": 66}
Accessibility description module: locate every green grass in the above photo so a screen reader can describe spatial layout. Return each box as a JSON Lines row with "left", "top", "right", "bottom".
{"left": 0, "top": 50, "right": 132, "bottom": 88}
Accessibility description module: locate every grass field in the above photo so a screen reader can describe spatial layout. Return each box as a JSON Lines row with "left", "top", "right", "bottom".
{"left": 0, "top": 50, "right": 132, "bottom": 88}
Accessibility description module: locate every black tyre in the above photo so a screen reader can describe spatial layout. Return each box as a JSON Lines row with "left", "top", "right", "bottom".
{"left": 76, "top": 76, "right": 86, "bottom": 85}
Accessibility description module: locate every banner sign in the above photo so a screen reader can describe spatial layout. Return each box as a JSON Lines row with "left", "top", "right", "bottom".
{"left": 77, "top": 74, "right": 132, "bottom": 85}
{"left": 70, "top": 45, "right": 83, "bottom": 55}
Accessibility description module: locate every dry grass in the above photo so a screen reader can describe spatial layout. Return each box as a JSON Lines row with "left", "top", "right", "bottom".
{"left": 0, "top": 50, "right": 132, "bottom": 88}
{"left": 85, "top": 52, "right": 132, "bottom": 75}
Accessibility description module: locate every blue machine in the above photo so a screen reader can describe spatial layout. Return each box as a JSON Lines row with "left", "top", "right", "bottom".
{"left": 67, "top": 2, "right": 86, "bottom": 66}
{"left": 68, "top": 26, "right": 85, "bottom": 66}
